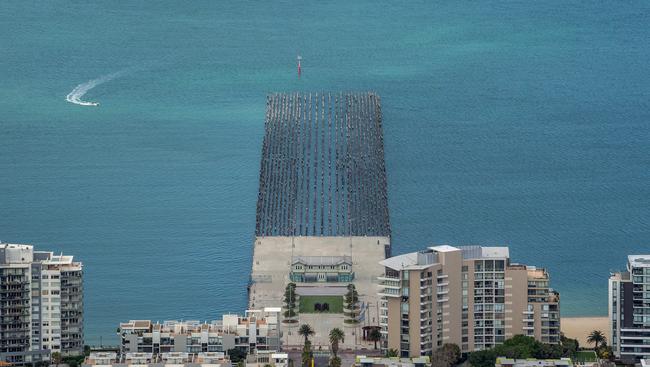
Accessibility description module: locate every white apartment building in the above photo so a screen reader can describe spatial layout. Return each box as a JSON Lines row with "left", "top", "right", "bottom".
{"left": 609, "top": 255, "right": 650, "bottom": 363}
{"left": 83, "top": 351, "right": 232, "bottom": 367}
{"left": 1, "top": 242, "right": 83, "bottom": 365}
{"left": 118, "top": 308, "right": 281, "bottom": 359}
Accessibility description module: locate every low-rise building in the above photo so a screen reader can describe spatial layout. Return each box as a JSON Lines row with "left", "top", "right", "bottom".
{"left": 83, "top": 351, "right": 232, "bottom": 367}
{"left": 118, "top": 309, "right": 281, "bottom": 359}
{"left": 496, "top": 357, "right": 573, "bottom": 367}
{"left": 244, "top": 351, "right": 287, "bottom": 367}
{"left": 609, "top": 254, "right": 650, "bottom": 363}
{"left": 289, "top": 256, "right": 354, "bottom": 283}
{"left": 354, "top": 355, "right": 429, "bottom": 367}
{"left": 378, "top": 245, "right": 560, "bottom": 357}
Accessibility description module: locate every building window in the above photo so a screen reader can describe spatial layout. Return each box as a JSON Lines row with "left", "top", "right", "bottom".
{"left": 475, "top": 262, "right": 483, "bottom": 272}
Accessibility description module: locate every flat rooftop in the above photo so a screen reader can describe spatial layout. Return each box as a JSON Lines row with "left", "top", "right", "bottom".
{"left": 629, "top": 255, "right": 650, "bottom": 268}
{"left": 460, "top": 245, "right": 509, "bottom": 259}
{"left": 381, "top": 245, "right": 511, "bottom": 271}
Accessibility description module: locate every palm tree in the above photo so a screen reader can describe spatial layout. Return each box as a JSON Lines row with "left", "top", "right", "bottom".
{"left": 368, "top": 328, "right": 382, "bottom": 350}
{"left": 329, "top": 328, "right": 345, "bottom": 357}
{"left": 587, "top": 330, "right": 606, "bottom": 350}
{"left": 299, "top": 324, "right": 315, "bottom": 345}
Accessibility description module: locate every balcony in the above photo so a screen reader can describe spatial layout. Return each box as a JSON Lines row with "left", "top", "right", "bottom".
{"left": 380, "top": 281, "right": 401, "bottom": 290}
{"left": 378, "top": 288, "right": 400, "bottom": 298}
{"left": 377, "top": 275, "right": 400, "bottom": 282}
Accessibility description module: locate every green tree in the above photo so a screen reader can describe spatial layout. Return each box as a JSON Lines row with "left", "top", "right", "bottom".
{"left": 596, "top": 343, "right": 614, "bottom": 361}
{"left": 302, "top": 340, "right": 313, "bottom": 367}
{"left": 385, "top": 349, "right": 399, "bottom": 358}
{"left": 431, "top": 343, "right": 461, "bottom": 367}
{"left": 468, "top": 348, "right": 497, "bottom": 367}
{"left": 468, "top": 334, "right": 578, "bottom": 365}
{"left": 62, "top": 355, "right": 86, "bottom": 367}
{"left": 227, "top": 348, "right": 247, "bottom": 363}
{"left": 559, "top": 333, "right": 579, "bottom": 357}
{"left": 344, "top": 284, "right": 360, "bottom": 323}
{"left": 536, "top": 343, "right": 563, "bottom": 359}
{"left": 587, "top": 330, "right": 606, "bottom": 350}
{"left": 493, "top": 335, "right": 541, "bottom": 359}
{"left": 299, "top": 324, "right": 315, "bottom": 345}
{"left": 368, "top": 328, "right": 382, "bottom": 350}
{"left": 329, "top": 328, "right": 345, "bottom": 357}
{"left": 51, "top": 352, "right": 62, "bottom": 367}
{"left": 329, "top": 356, "right": 341, "bottom": 367}
{"left": 284, "top": 283, "right": 298, "bottom": 319}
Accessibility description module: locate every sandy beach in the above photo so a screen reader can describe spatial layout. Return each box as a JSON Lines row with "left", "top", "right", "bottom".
{"left": 561, "top": 317, "right": 609, "bottom": 347}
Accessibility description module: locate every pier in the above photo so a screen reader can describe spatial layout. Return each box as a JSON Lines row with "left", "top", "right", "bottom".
{"left": 255, "top": 92, "right": 391, "bottom": 237}
{"left": 249, "top": 92, "right": 391, "bottom": 347}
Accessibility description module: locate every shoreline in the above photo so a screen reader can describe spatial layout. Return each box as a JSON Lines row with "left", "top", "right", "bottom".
{"left": 561, "top": 316, "right": 609, "bottom": 347}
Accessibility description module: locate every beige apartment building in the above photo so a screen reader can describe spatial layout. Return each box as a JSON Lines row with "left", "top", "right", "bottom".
{"left": 378, "top": 245, "right": 560, "bottom": 357}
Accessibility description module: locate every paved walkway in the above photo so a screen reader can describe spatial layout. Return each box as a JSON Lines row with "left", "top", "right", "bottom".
{"left": 296, "top": 286, "right": 348, "bottom": 296}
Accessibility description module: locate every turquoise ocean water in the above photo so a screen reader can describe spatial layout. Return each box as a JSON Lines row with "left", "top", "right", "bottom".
{"left": 1, "top": 1, "right": 649, "bottom": 344}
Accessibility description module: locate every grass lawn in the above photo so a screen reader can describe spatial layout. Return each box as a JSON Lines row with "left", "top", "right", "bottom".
{"left": 574, "top": 351, "right": 597, "bottom": 362}
{"left": 299, "top": 295, "right": 344, "bottom": 313}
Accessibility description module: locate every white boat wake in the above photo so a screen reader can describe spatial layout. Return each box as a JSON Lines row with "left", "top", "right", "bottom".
{"left": 66, "top": 70, "right": 127, "bottom": 107}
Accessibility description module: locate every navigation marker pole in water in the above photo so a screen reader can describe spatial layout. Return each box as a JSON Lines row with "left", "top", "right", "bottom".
{"left": 297, "top": 55, "right": 302, "bottom": 78}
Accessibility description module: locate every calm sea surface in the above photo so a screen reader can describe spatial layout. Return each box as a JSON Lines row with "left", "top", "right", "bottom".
{"left": 1, "top": 1, "right": 649, "bottom": 344}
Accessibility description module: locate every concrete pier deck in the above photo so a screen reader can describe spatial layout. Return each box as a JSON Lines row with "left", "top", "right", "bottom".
{"left": 249, "top": 92, "right": 391, "bottom": 348}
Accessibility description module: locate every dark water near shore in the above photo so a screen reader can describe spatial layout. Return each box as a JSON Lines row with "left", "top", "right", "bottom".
{"left": 1, "top": 1, "right": 649, "bottom": 344}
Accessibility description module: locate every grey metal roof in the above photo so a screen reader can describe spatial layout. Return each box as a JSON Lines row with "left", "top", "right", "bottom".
{"left": 292, "top": 255, "right": 352, "bottom": 266}
{"left": 459, "top": 245, "right": 509, "bottom": 260}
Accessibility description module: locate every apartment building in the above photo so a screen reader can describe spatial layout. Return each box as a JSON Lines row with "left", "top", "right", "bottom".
{"left": 33, "top": 251, "right": 84, "bottom": 356}
{"left": 1, "top": 242, "right": 83, "bottom": 365}
{"left": 118, "top": 308, "right": 281, "bottom": 359}
{"left": 83, "top": 351, "right": 232, "bottom": 367}
{"left": 609, "top": 255, "right": 650, "bottom": 363}
{"left": 378, "top": 245, "right": 560, "bottom": 357}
